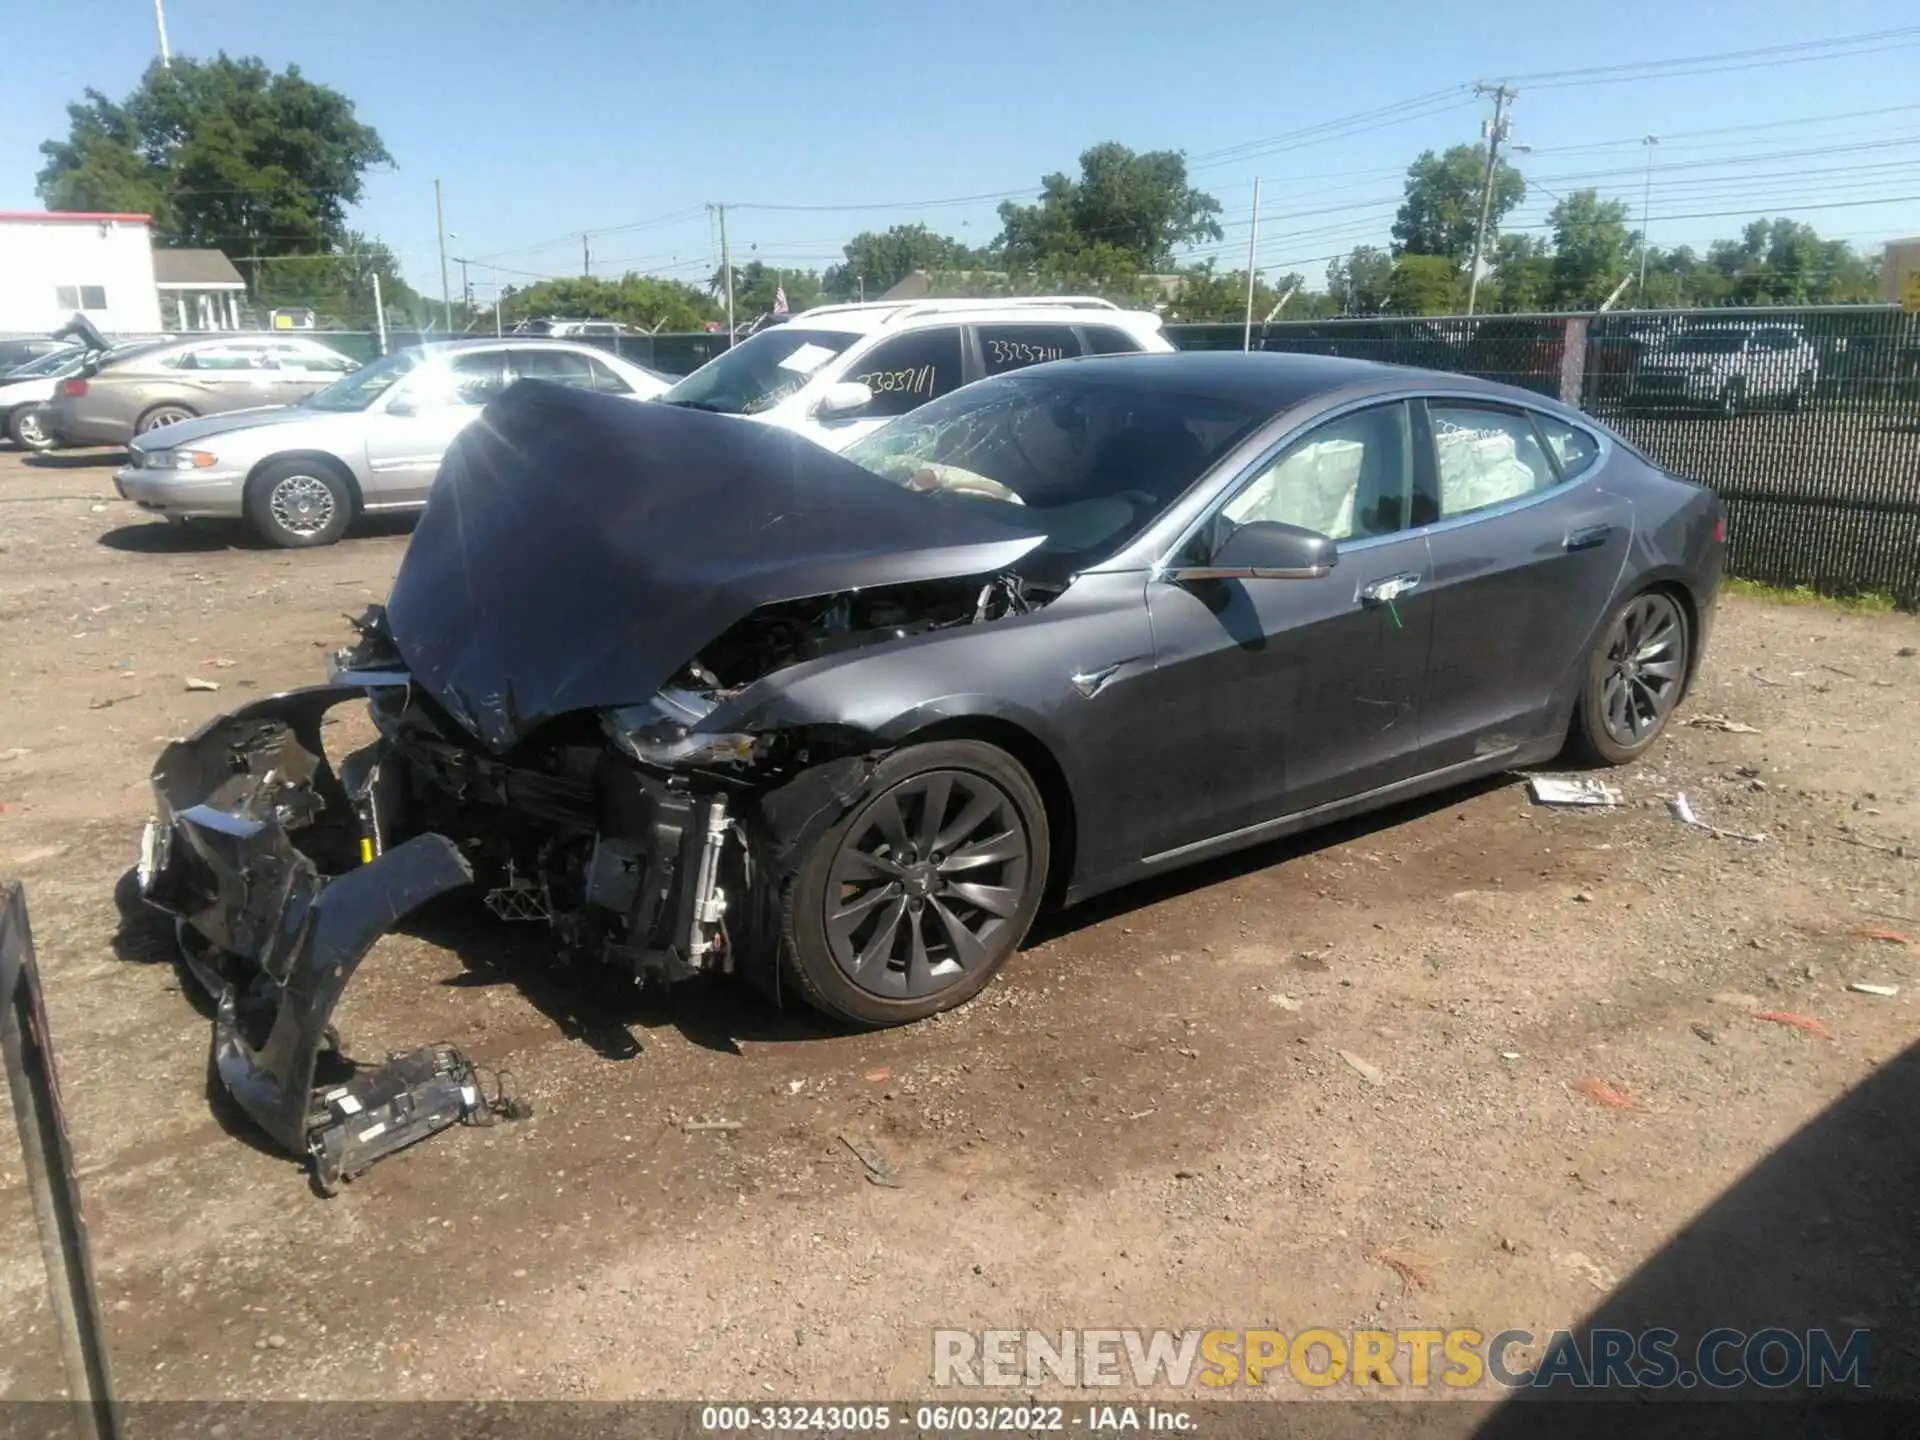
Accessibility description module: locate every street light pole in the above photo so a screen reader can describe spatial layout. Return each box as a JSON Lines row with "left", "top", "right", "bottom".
{"left": 154, "top": 0, "right": 171, "bottom": 66}
{"left": 1637, "top": 135, "right": 1660, "bottom": 304}
{"left": 1465, "top": 83, "right": 1516, "bottom": 318}
{"left": 434, "top": 180, "right": 452, "bottom": 335}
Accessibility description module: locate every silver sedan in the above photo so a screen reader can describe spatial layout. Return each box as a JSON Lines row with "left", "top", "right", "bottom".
{"left": 113, "top": 339, "right": 672, "bottom": 547}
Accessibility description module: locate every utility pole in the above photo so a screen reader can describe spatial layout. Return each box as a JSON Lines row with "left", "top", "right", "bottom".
{"left": 1242, "top": 177, "right": 1262, "bottom": 352}
{"left": 582, "top": 233, "right": 592, "bottom": 278}
{"left": 154, "top": 0, "right": 171, "bottom": 67}
{"left": 1465, "top": 83, "right": 1516, "bottom": 318}
{"left": 434, "top": 180, "right": 452, "bottom": 335}
{"left": 710, "top": 203, "right": 735, "bottom": 341}
{"left": 1637, "top": 135, "right": 1660, "bottom": 304}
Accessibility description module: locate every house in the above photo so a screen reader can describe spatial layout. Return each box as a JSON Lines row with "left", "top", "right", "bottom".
{"left": 154, "top": 248, "right": 249, "bottom": 330}
{"left": 1883, "top": 237, "right": 1920, "bottom": 309}
{"left": 0, "top": 211, "right": 165, "bottom": 333}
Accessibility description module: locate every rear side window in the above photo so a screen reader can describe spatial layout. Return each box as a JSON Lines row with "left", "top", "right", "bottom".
{"left": 1081, "top": 326, "right": 1145, "bottom": 355}
{"left": 1426, "top": 404, "right": 1559, "bottom": 519}
{"left": 1532, "top": 413, "right": 1601, "bottom": 482}
{"left": 511, "top": 348, "right": 597, "bottom": 388}
{"left": 977, "top": 324, "right": 1079, "bottom": 376}
{"left": 847, "top": 328, "right": 964, "bottom": 418}
{"left": 588, "top": 357, "right": 633, "bottom": 394}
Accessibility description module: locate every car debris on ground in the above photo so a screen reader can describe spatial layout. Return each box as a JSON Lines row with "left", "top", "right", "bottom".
{"left": 840, "top": 1133, "right": 902, "bottom": 1188}
{"left": 1846, "top": 982, "right": 1900, "bottom": 998}
{"left": 1682, "top": 714, "right": 1761, "bottom": 733}
{"left": 1527, "top": 775, "right": 1623, "bottom": 807}
{"left": 1667, "top": 792, "right": 1767, "bottom": 842}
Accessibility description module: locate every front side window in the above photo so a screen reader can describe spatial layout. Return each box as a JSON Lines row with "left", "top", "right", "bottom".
{"left": 1218, "top": 403, "right": 1413, "bottom": 543}
{"left": 1426, "top": 404, "right": 1559, "bottom": 519}
{"left": 272, "top": 342, "right": 353, "bottom": 373}
{"left": 977, "top": 324, "right": 1080, "bottom": 377}
{"left": 659, "top": 327, "right": 856, "bottom": 416}
{"left": 588, "top": 356, "right": 634, "bottom": 394}
{"left": 846, "top": 328, "right": 965, "bottom": 418}
{"left": 177, "top": 343, "right": 276, "bottom": 371}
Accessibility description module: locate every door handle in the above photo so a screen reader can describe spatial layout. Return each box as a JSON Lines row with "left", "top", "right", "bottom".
{"left": 1359, "top": 572, "right": 1421, "bottom": 605}
{"left": 1565, "top": 523, "right": 1614, "bottom": 552}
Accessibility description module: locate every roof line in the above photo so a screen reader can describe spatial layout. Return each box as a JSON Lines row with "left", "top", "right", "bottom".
{"left": 0, "top": 210, "right": 153, "bottom": 224}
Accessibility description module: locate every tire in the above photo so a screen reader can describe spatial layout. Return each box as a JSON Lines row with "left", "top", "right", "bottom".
{"left": 777, "top": 739, "right": 1050, "bottom": 1027}
{"left": 1716, "top": 378, "right": 1746, "bottom": 419}
{"left": 1566, "top": 589, "right": 1691, "bottom": 766}
{"left": 7, "top": 406, "right": 54, "bottom": 452}
{"left": 136, "top": 403, "right": 198, "bottom": 434}
{"left": 244, "top": 458, "right": 353, "bottom": 548}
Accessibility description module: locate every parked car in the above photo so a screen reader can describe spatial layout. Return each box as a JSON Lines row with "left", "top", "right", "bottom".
{"left": 1629, "top": 323, "right": 1820, "bottom": 415}
{"left": 657, "top": 297, "right": 1172, "bottom": 450}
{"left": 0, "top": 337, "right": 78, "bottom": 374}
{"left": 0, "top": 345, "right": 89, "bottom": 449}
{"left": 37, "top": 334, "right": 362, "bottom": 449}
{"left": 114, "top": 338, "right": 672, "bottom": 546}
{"left": 508, "top": 317, "right": 640, "bottom": 337}
{"left": 134, "top": 353, "right": 1722, "bottom": 1184}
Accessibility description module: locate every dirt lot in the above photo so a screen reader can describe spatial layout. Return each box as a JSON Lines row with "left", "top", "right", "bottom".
{"left": 1, "top": 445, "right": 1917, "bottom": 1411}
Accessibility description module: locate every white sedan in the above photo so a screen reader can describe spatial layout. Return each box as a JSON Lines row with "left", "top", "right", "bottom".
{"left": 114, "top": 339, "right": 671, "bottom": 547}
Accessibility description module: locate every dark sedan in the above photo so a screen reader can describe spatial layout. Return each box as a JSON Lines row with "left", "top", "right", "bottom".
{"left": 135, "top": 354, "right": 1722, "bottom": 1185}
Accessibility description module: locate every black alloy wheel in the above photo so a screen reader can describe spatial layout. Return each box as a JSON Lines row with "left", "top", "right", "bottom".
{"left": 779, "top": 740, "right": 1049, "bottom": 1026}
{"left": 1569, "top": 589, "right": 1690, "bottom": 765}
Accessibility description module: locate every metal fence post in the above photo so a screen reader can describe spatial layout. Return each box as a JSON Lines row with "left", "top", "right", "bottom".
{"left": 1559, "top": 315, "right": 1589, "bottom": 407}
{"left": 1, "top": 880, "right": 121, "bottom": 1440}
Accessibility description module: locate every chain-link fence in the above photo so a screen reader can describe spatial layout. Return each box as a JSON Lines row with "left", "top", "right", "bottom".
{"left": 1167, "top": 306, "right": 1920, "bottom": 607}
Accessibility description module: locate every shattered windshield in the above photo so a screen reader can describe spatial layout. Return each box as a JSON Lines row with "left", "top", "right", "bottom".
{"left": 842, "top": 371, "right": 1261, "bottom": 571}
{"left": 659, "top": 327, "right": 856, "bottom": 414}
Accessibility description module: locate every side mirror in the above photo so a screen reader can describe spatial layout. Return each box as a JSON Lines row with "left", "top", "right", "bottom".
{"left": 384, "top": 393, "right": 417, "bottom": 417}
{"left": 816, "top": 380, "right": 873, "bottom": 418}
{"left": 1169, "top": 520, "right": 1336, "bottom": 582}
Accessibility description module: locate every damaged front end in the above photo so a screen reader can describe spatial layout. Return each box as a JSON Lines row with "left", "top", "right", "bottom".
{"left": 140, "top": 684, "right": 485, "bottom": 1191}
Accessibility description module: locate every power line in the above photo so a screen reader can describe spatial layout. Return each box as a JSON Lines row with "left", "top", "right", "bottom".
{"left": 1490, "top": 25, "right": 1920, "bottom": 87}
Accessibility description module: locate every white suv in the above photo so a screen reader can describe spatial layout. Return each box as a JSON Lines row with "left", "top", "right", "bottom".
{"left": 1632, "top": 323, "right": 1820, "bottom": 415}
{"left": 656, "top": 298, "right": 1172, "bottom": 450}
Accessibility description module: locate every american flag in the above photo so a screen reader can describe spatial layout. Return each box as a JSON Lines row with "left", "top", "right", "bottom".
{"left": 773, "top": 282, "right": 789, "bottom": 315}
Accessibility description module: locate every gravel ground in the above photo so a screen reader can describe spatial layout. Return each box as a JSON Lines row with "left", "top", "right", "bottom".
{"left": 0, "top": 445, "right": 1916, "bottom": 1411}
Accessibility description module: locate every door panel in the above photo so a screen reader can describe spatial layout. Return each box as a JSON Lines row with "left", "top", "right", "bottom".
{"left": 1141, "top": 538, "right": 1433, "bottom": 855}
{"left": 362, "top": 353, "right": 507, "bottom": 504}
{"left": 1135, "top": 401, "right": 1432, "bottom": 857}
{"left": 1415, "top": 402, "right": 1632, "bottom": 767}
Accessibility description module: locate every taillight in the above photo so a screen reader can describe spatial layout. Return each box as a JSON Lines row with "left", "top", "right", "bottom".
{"left": 1713, "top": 516, "right": 1727, "bottom": 545}
{"left": 60, "top": 378, "right": 87, "bottom": 397}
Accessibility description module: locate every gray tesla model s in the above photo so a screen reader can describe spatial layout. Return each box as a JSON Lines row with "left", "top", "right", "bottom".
{"left": 134, "top": 352, "right": 1723, "bottom": 1185}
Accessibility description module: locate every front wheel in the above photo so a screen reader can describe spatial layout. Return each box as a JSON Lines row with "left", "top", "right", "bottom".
{"left": 245, "top": 460, "right": 353, "bottom": 547}
{"left": 778, "top": 740, "right": 1051, "bottom": 1027}
{"left": 8, "top": 406, "right": 54, "bottom": 451}
{"left": 1567, "top": 590, "right": 1690, "bottom": 765}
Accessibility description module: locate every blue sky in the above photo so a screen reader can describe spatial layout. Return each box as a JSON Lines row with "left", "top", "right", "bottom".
{"left": 6, "top": 0, "right": 1918, "bottom": 299}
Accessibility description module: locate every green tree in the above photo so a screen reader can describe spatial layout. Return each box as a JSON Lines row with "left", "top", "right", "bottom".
{"left": 995, "top": 142, "right": 1223, "bottom": 276}
{"left": 38, "top": 54, "right": 390, "bottom": 275}
{"left": 1637, "top": 245, "right": 1720, "bottom": 308}
{"left": 1488, "top": 233, "right": 1552, "bottom": 311}
{"left": 1708, "top": 218, "right": 1879, "bottom": 305}
{"left": 1391, "top": 145, "right": 1525, "bottom": 268}
{"left": 1547, "top": 189, "right": 1636, "bottom": 309}
{"left": 1384, "top": 254, "right": 1462, "bottom": 315}
{"left": 1326, "top": 245, "right": 1394, "bottom": 314}
{"left": 713, "top": 261, "right": 824, "bottom": 322}
{"left": 497, "top": 274, "right": 715, "bottom": 332}
{"left": 823, "top": 224, "right": 980, "bottom": 300}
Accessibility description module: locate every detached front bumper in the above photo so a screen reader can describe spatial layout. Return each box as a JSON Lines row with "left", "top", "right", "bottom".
{"left": 139, "top": 684, "right": 481, "bottom": 1189}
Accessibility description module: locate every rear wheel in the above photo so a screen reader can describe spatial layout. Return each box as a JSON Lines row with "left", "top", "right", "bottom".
{"left": 136, "top": 402, "right": 197, "bottom": 434}
{"left": 1567, "top": 590, "right": 1690, "bottom": 765}
{"left": 7, "top": 407, "right": 53, "bottom": 451}
{"left": 778, "top": 740, "right": 1050, "bottom": 1027}
{"left": 245, "top": 459, "right": 353, "bottom": 548}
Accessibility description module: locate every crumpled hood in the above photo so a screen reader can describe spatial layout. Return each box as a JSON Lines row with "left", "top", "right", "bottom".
{"left": 385, "top": 381, "right": 1046, "bottom": 752}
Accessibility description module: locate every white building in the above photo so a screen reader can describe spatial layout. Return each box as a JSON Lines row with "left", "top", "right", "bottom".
{"left": 0, "top": 210, "right": 166, "bottom": 334}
